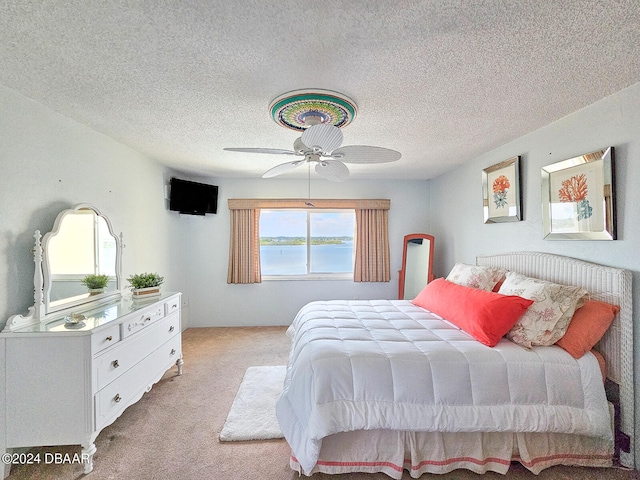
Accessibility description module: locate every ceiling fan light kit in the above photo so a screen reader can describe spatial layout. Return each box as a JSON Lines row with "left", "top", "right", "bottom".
{"left": 224, "top": 89, "right": 401, "bottom": 182}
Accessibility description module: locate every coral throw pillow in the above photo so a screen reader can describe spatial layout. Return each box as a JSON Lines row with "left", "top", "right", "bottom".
{"left": 556, "top": 300, "right": 620, "bottom": 358}
{"left": 412, "top": 278, "right": 533, "bottom": 347}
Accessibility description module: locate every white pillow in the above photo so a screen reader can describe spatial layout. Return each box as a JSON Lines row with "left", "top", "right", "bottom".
{"left": 498, "top": 272, "right": 587, "bottom": 348}
{"left": 446, "top": 263, "right": 507, "bottom": 291}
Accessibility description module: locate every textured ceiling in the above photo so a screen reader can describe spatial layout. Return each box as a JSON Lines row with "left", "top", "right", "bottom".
{"left": 1, "top": 1, "right": 639, "bottom": 180}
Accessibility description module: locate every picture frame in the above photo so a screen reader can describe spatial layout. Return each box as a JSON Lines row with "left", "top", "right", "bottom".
{"left": 541, "top": 147, "right": 615, "bottom": 240}
{"left": 482, "top": 156, "right": 522, "bottom": 223}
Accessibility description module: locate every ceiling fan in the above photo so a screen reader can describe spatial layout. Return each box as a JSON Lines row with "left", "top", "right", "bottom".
{"left": 223, "top": 89, "right": 401, "bottom": 182}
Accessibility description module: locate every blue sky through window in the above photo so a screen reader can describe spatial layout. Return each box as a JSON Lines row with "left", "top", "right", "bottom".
{"left": 260, "top": 210, "right": 354, "bottom": 237}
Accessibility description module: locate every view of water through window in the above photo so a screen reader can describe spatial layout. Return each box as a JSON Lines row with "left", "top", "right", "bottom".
{"left": 259, "top": 210, "right": 355, "bottom": 275}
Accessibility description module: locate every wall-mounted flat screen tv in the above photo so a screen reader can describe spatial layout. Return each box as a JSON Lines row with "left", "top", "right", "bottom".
{"left": 169, "top": 178, "right": 218, "bottom": 215}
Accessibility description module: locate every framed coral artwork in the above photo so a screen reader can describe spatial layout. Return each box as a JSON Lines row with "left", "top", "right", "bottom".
{"left": 482, "top": 156, "right": 522, "bottom": 223}
{"left": 541, "top": 147, "right": 616, "bottom": 240}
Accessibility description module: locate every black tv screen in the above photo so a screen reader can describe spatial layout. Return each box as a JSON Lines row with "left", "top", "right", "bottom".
{"left": 169, "top": 178, "right": 218, "bottom": 215}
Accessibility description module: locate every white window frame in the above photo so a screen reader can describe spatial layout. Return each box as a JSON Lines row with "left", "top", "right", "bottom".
{"left": 260, "top": 208, "right": 355, "bottom": 281}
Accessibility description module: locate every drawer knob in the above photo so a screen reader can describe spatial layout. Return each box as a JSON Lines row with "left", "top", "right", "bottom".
{"left": 172, "top": 303, "right": 178, "bottom": 308}
{"left": 169, "top": 326, "right": 175, "bottom": 333}
{"left": 114, "top": 394, "right": 121, "bottom": 403}
{"left": 106, "top": 336, "right": 113, "bottom": 342}
{"left": 112, "top": 360, "right": 119, "bottom": 368}
{"left": 170, "top": 349, "right": 176, "bottom": 356}
{"left": 144, "top": 316, "right": 151, "bottom": 323}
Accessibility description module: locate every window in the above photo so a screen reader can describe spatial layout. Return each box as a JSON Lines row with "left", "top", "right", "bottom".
{"left": 227, "top": 198, "right": 390, "bottom": 284}
{"left": 259, "top": 209, "right": 355, "bottom": 278}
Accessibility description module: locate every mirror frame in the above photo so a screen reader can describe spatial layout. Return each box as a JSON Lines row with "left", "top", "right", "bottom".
{"left": 541, "top": 147, "right": 615, "bottom": 240}
{"left": 5, "top": 204, "right": 123, "bottom": 332}
{"left": 398, "top": 233, "right": 434, "bottom": 300}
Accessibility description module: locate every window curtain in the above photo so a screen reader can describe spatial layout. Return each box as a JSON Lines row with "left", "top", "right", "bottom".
{"left": 227, "top": 208, "right": 261, "bottom": 284}
{"left": 354, "top": 208, "right": 391, "bottom": 282}
{"left": 227, "top": 198, "right": 390, "bottom": 284}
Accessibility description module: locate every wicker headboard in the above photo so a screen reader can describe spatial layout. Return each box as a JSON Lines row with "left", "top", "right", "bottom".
{"left": 477, "top": 251, "right": 633, "bottom": 467}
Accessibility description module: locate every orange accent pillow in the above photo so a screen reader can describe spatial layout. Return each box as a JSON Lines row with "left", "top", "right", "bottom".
{"left": 555, "top": 300, "right": 620, "bottom": 359}
{"left": 412, "top": 278, "right": 533, "bottom": 347}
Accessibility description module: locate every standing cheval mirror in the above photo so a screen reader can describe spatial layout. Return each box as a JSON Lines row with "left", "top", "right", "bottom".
{"left": 398, "top": 233, "right": 434, "bottom": 300}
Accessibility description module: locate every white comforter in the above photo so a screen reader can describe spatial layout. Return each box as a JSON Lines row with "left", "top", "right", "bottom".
{"left": 275, "top": 300, "right": 612, "bottom": 475}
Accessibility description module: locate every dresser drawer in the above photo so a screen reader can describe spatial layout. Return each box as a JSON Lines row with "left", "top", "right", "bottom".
{"left": 122, "top": 304, "right": 164, "bottom": 338}
{"left": 165, "top": 296, "right": 180, "bottom": 316}
{"left": 91, "top": 323, "right": 121, "bottom": 354}
{"left": 94, "top": 334, "right": 182, "bottom": 430}
{"left": 94, "top": 313, "right": 180, "bottom": 391}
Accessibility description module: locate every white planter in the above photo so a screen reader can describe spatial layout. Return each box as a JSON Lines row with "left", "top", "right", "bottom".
{"left": 88, "top": 288, "right": 105, "bottom": 296}
{"left": 131, "top": 286, "right": 161, "bottom": 298}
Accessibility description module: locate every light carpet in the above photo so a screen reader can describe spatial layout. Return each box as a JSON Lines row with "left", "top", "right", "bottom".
{"left": 219, "top": 365, "right": 286, "bottom": 442}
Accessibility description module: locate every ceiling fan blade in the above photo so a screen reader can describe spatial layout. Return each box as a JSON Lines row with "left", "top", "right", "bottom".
{"left": 301, "top": 124, "right": 343, "bottom": 154}
{"left": 331, "top": 145, "right": 402, "bottom": 164}
{"left": 224, "top": 147, "right": 297, "bottom": 155}
{"left": 262, "top": 160, "right": 305, "bottom": 178}
{"left": 315, "top": 160, "right": 349, "bottom": 182}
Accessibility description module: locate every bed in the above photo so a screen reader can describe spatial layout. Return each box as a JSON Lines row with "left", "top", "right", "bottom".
{"left": 275, "top": 252, "right": 634, "bottom": 477}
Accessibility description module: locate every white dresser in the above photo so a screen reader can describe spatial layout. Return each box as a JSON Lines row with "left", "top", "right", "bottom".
{"left": 1, "top": 204, "right": 185, "bottom": 476}
{"left": 0, "top": 292, "right": 183, "bottom": 476}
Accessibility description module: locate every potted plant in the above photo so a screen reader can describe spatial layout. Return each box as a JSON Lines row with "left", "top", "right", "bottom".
{"left": 127, "top": 272, "right": 164, "bottom": 298}
{"left": 80, "top": 274, "right": 110, "bottom": 295}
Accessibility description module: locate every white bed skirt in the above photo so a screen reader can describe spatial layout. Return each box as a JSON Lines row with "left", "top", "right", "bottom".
{"left": 289, "top": 429, "right": 613, "bottom": 478}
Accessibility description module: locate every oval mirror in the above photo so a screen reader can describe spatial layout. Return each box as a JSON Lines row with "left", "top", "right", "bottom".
{"left": 398, "top": 233, "right": 434, "bottom": 300}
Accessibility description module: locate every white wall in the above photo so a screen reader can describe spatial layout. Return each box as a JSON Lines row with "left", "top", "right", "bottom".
{"left": 168, "top": 176, "right": 430, "bottom": 327}
{"left": 0, "top": 85, "right": 186, "bottom": 328}
{"left": 428, "top": 80, "right": 640, "bottom": 463}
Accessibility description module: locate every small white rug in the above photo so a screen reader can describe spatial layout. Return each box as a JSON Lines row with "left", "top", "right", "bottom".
{"left": 219, "top": 365, "right": 286, "bottom": 442}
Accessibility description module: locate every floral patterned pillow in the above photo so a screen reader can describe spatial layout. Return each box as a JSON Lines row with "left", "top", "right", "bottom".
{"left": 498, "top": 272, "right": 587, "bottom": 348}
{"left": 446, "top": 263, "right": 507, "bottom": 291}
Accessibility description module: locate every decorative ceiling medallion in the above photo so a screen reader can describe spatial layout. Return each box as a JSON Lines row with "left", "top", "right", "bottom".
{"left": 269, "top": 89, "right": 357, "bottom": 132}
